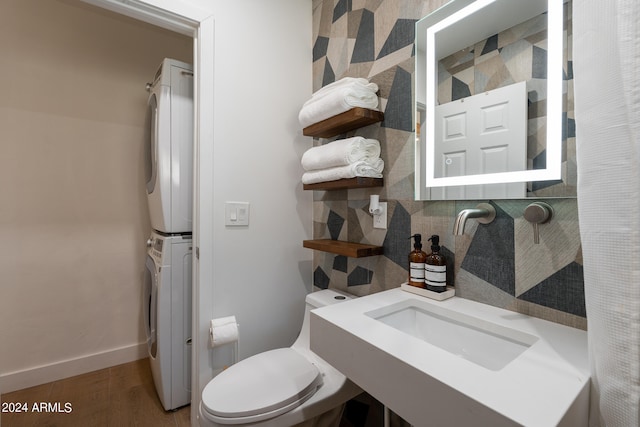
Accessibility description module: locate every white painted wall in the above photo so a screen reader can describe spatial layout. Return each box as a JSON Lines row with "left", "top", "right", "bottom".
{"left": 126, "top": 2, "right": 314, "bottom": 423}
{"left": 208, "top": 0, "right": 313, "bottom": 361}
{"left": 0, "top": 0, "right": 192, "bottom": 391}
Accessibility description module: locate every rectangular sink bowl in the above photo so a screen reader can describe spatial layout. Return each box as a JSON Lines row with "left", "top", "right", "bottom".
{"left": 310, "top": 288, "right": 590, "bottom": 427}
{"left": 366, "top": 300, "right": 538, "bottom": 371}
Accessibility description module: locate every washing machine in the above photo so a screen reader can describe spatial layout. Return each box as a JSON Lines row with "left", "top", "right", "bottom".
{"left": 143, "top": 231, "right": 193, "bottom": 410}
{"left": 144, "top": 58, "right": 194, "bottom": 234}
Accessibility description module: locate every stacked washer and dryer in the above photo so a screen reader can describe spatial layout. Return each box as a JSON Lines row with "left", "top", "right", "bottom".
{"left": 142, "top": 58, "right": 194, "bottom": 411}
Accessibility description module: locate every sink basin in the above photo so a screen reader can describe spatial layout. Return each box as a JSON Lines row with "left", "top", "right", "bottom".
{"left": 310, "top": 288, "right": 590, "bottom": 427}
{"left": 366, "top": 300, "right": 538, "bottom": 371}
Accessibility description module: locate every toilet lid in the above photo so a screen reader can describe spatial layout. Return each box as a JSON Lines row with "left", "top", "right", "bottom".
{"left": 201, "top": 348, "right": 323, "bottom": 420}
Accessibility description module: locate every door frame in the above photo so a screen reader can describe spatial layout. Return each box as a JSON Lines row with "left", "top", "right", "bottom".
{"left": 80, "top": 1, "right": 214, "bottom": 424}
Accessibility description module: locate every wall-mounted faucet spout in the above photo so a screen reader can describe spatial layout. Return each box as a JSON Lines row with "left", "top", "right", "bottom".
{"left": 453, "top": 203, "right": 496, "bottom": 235}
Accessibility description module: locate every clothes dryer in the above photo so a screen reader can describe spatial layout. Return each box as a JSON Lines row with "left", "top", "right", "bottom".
{"left": 144, "top": 58, "right": 193, "bottom": 234}
{"left": 143, "top": 231, "right": 193, "bottom": 410}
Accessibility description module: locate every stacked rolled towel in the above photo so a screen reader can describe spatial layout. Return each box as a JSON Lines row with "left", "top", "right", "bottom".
{"left": 298, "top": 77, "right": 379, "bottom": 128}
{"left": 301, "top": 136, "right": 384, "bottom": 185}
{"left": 301, "top": 159, "right": 385, "bottom": 184}
{"left": 301, "top": 136, "right": 381, "bottom": 170}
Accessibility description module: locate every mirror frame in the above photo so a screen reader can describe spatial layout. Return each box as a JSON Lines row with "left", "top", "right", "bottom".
{"left": 416, "top": 0, "right": 564, "bottom": 193}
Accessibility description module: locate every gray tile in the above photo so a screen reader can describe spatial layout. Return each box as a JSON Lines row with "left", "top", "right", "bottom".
{"left": 348, "top": 266, "right": 373, "bottom": 286}
{"left": 518, "top": 262, "right": 586, "bottom": 317}
{"left": 314, "top": 266, "right": 330, "bottom": 289}
{"left": 376, "top": 19, "right": 417, "bottom": 60}
{"left": 532, "top": 45, "right": 547, "bottom": 79}
{"left": 313, "top": 36, "right": 329, "bottom": 62}
{"left": 382, "top": 202, "right": 411, "bottom": 269}
{"left": 461, "top": 202, "right": 515, "bottom": 295}
{"left": 333, "top": 255, "right": 348, "bottom": 272}
{"left": 327, "top": 210, "right": 345, "bottom": 240}
{"left": 382, "top": 66, "right": 412, "bottom": 131}
{"left": 451, "top": 76, "right": 471, "bottom": 101}
{"left": 480, "top": 34, "right": 499, "bottom": 56}
{"left": 332, "top": 0, "right": 352, "bottom": 22}
{"left": 351, "top": 9, "right": 375, "bottom": 63}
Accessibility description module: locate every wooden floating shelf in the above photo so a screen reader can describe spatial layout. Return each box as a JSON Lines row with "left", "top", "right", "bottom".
{"left": 303, "top": 177, "right": 384, "bottom": 191}
{"left": 303, "top": 108, "right": 384, "bottom": 138}
{"left": 303, "top": 239, "right": 384, "bottom": 258}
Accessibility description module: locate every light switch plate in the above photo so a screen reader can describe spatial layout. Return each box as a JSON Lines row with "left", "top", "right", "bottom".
{"left": 225, "top": 202, "right": 250, "bottom": 226}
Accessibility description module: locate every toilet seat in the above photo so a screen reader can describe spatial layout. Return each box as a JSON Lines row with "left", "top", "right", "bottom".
{"left": 201, "top": 348, "right": 323, "bottom": 424}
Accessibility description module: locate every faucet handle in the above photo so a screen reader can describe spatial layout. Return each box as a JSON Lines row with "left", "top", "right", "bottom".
{"left": 524, "top": 202, "right": 553, "bottom": 244}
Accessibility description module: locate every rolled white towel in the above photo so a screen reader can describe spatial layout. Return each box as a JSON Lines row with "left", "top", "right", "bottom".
{"left": 305, "top": 77, "right": 379, "bottom": 105}
{"left": 299, "top": 86, "right": 379, "bottom": 128}
{"left": 301, "top": 158, "right": 384, "bottom": 185}
{"left": 301, "top": 137, "right": 381, "bottom": 171}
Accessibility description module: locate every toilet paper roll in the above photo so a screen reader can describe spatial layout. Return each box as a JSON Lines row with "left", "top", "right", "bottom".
{"left": 209, "top": 316, "right": 239, "bottom": 348}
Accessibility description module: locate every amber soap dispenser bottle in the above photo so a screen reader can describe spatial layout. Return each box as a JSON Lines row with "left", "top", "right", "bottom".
{"left": 408, "top": 234, "right": 427, "bottom": 288}
{"left": 425, "top": 235, "right": 447, "bottom": 293}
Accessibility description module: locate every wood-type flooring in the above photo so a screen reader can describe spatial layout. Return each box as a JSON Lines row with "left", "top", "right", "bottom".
{"left": 1, "top": 358, "right": 190, "bottom": 427}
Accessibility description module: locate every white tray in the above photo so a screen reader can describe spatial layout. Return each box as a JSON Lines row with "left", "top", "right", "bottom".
{"left": 400, "top": 282, "right": 455, "bottom": 301}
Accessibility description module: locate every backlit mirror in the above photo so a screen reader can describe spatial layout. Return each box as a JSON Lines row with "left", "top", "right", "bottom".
{"left": 415, "top": 0, "right": 576, "bottom": 200}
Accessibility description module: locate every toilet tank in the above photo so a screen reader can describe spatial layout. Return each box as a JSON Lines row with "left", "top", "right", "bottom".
{"left": 305, "top": 289, "right": 352, "bottom": 309}
{"left": 292, "top": 289, "right": 353, "bottom": 350}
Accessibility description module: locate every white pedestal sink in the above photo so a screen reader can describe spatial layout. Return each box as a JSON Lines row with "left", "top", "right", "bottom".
{"left": 310, "top": 288, "right": 589, "bottom": 427}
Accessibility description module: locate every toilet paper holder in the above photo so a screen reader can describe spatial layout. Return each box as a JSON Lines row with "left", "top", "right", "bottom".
{"left": 210, "top": 316, "right": 239, "bottom": 364}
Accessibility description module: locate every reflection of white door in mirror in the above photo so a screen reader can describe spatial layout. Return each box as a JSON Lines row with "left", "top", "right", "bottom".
{"left": 433, "top": 82, "right": 527, "bottom": 199}
{"left": 414, "top": 0, "right": 576, "bottom": 200}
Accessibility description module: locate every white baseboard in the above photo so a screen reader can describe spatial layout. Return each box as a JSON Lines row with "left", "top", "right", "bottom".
{"left": 1, "top": 342, "right": 148, "bottom": 394}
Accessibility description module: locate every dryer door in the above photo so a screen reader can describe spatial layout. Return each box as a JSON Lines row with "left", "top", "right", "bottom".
{"left": 143, "top": 255, "right": 158, "bottom": 358}
{"left": 144, "top": 93, "right": 158, "bottom": 195}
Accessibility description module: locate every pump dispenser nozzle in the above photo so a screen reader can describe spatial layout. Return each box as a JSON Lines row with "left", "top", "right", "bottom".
{"left": 428, "top": 235, "right": 440, "bottom": 251}
{"left": 409, "top": 234, "right": 423, "bottom": 249}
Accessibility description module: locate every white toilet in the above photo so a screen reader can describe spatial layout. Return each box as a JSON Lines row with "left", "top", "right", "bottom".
{"left": 199, "top": 289, "right": 362, "bottom": 427}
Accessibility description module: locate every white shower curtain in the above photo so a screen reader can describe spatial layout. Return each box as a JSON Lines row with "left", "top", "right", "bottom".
{"left": 573, "top": 0, "right": 640, "bottom": 425}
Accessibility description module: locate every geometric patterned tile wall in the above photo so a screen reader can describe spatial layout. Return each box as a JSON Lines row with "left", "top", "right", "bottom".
{"left": 310, "top": 0, "right": 585, "bottom": 329}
